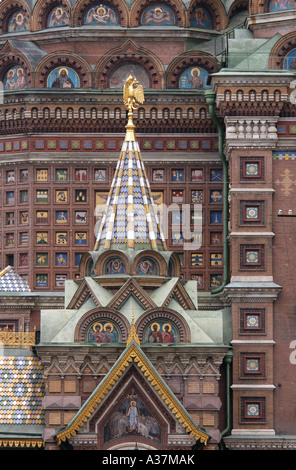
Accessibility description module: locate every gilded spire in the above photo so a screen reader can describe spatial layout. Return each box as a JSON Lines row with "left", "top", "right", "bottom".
{"left": 126, "top": 310, "right": 140, "bottom": 347}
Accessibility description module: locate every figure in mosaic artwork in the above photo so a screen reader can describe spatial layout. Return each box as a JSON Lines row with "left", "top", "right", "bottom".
{"left": 48, "top": 7, "right": 70, "bottom": 27}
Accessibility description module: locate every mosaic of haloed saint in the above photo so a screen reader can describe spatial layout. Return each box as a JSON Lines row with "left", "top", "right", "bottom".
{"left": 104, "top": 389, "right": 161, "bottom": 443}
{"left": 4, "top": 66, "right": 28, "bottom": 90}
{"left": 47, "top": 67, "right": 80, "bottom": 88}
{"left": 109, "top": 63, "right": 150, "bottom": 89}
{"left": 86, "top": 320, "right": 120, "bottom": 343}
{"left": 144, "top": 321, "right": 178, "bottom": 343}
{"left": 189, "top": 6, "right": 212, "bottom": 28}
{"left": 84, "top": 4, "right": 118, "bottom": 24}
{"left": 179, "top": 67, "right": 210, "bottom": 89}
{"left": 141, "top": 5, "right": 175, "bottom": 25}
{"left": 47, "top": 6, "right": 70, "bottom": 27}
{"left": 8, "top": 11, "right": 29, "bottom": 32}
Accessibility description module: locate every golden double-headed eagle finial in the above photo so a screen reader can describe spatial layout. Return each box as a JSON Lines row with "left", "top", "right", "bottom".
{"left": 123, "top": 75, "right": 145, "bottom": 141}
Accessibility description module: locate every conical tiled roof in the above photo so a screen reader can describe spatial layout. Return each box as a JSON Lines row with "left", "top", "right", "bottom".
{"left": 94, "top": 77, "right": 167, "bottom": 252}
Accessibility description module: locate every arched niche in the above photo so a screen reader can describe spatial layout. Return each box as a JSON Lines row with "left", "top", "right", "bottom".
{"left": 35, "top": 52, "right": 92, "bottom": 88}
{"left": 130, "top": 0, "right": 186, "bottom": 28}
{"left": 166, "top": 51, "right": 218, "bottom": 89}
{"left": 131, "top": 250, "right": 168, "bottom": 277}
{"left": 95, "top": 39, "right": 164, "bottom": 89}
{"left": 74, "top": 307, "right": 130, "bottom": 343}
{"left": 136, "top": 307, "right": 191, "bottom": 343}
{"left": 0, "top": 1, "right": 31, "bottom": 34}
{"left": 72, "top": 0, "right": 129, "bottom": 27}
{"left": 32, "top": 0, "right": 71, "bottom": 31}
{"left": 187, "top": 0, "right": 228, "bottom": 30}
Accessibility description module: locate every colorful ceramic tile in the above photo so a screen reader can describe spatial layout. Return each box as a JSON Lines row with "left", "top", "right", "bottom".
{"left": 56, "top": 232, "right": 68, "bottom": 245}
{"left": 152, "top": 169, "right": 164, "bottom": 182}
{"left": 246, "top": 359, "right": 260, "bottom": 372}
{"left": 72, "top": 140, "right": 81, "bottom": 150}
{"left": 20, "top": 211, "right": 29, "bottom": 225}
{"left": 245, "top": 162, "right": 259, "bottom": 176}
{"left": 20, "top": 190, "right": 28, "bottom": 203}
{"left": 75, "top": 232, "right": 87, "bottom": 245}
{"left": 6, "top": 191, "right": 15, "bottom": 204}
{"left": 192, "top": 190, "right": 203, "bottom": 203}
{"left": 36, "top": 190, "right": 48, "bottom": 203}
{"left": 270, "top": 0, "right": 294, "bottom": 12}
{"left": 55, "top": 253, "right": 68, "bottom": 266}
{"left": 20, "top": 232, "right": 28, "bottom": 246}
{"left": 6, "top": 171, "right": 15, "bottom": 183}
{"left": 210, "top": 190, "right": 222, "bottom": 203}
{"left": 245, "top": 206, "right": 259, "bottom": 219}
{"left": 210, "top": 253, "right": 222, "bottom": 266}
{"left": 210, "top": 211, "right": 222, "bottom": 224}
{"left": 191, "top": 253, "right": 203, "bottom": 266}
{"left": 47, "top": 140, "right": 56, "bottom": 150}
{"left": 246, "top": 314, "right": 260, "bottom": 328}
{"left": 172, "top": 232, "right": 183, "bottom": 245}
{"left": 36, "top": 274, "right": 48, "bottom": 288}
{"left": 56, "top": 169, "right": 68, "bottom": 182}
{"left": 75, "top": 253, "right": 83, "bottom": 266}
{"left": 36, "top": 253, "right": 48, "bottom": 266}
{"left": 172, "top": 190, "right": 184, "bottom": 202}
{"left": 6, "top": 233, "right": 14, "bottom": 246}
{"left": 36, "top": 232, "right": 48, "bottom": 245}
{"left": 246, "top": 250, "right": 259, "bottom": 264}
{"left": 36, "top": 211, "right": 48, "bottom": 223}
{"left": 94, "top": 169, "right": 106, "bottom": 182}
{"left": 172, "top": 169, "right": 184, "bottom": 182}
{"left": 75, "top": 169, "right": 87, "bottom": 181}
{"left": 55, "top": 189, "right": 68, "bottom": 203}
{"left": 191, "top": 169, "right": 203, "bottom": 181}
{"left": 56, "top": 210, "right": 68, "bottom": 224}
{"left": 6, "top": 212, "right": 15, "bottom": 225}
{"left": 75, "top": 190, "right": 87, "bottom": 202}
{"left": 191, "top": 274, "right": 203, "bottom": 287}
{"left": 210, "top": 274, "right": 222, "bottom": 287}
{"left": 210, "top": 232, "right": 222, "bottom": 245}
{"left": 210, "top": 169, "right": 222, "bottom": 181}
{"left": 246, "top": 404, "right": 260, "bottom": 416}
{"left": 19, "top": 253, "right": 28, "bottom": 267}
{"left": 36, "top": 169, "right": 48, "bottom": 182}
{"left": 75, "top": 211, "right": 87, "bottom": 224}
{"left": 20, "top": 169, "right": 28, "bottom": 182}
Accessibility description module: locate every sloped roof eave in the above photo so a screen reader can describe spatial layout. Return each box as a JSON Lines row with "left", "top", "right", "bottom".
{"left": 55, "top": 340, "right": 210, "bottom": 446}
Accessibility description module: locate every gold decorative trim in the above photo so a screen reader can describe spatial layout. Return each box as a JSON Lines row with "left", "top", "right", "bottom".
{"left": 56, "top": 341, "right": 209, "bottom": 446}
{"left": 0, "top": 439, "right": 44, "bottom": 448}
{"left": 0, "top": 326, "right": 36, "bottom": 349}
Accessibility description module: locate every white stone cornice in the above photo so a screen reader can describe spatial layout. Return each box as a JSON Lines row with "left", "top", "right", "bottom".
{"left": 224, "top": 116, "right": 278, "bottom": 149}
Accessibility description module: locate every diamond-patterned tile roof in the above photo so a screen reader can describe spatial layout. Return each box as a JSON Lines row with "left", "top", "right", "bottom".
{"left": 95, "top": 139, "right": 167, "bottom": 251}
{"left": 0, "top": 355, "right": 44, "bottom": 426}
{"left": 0, "top": 266, "right": 30, "bottom": 292}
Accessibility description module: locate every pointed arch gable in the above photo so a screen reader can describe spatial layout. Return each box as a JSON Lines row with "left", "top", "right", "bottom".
{"left": 55, "top": 341, "right": 210, "bottom": 447}
{"left": 95, "top": 39, "right": 165, "bottom": 89}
